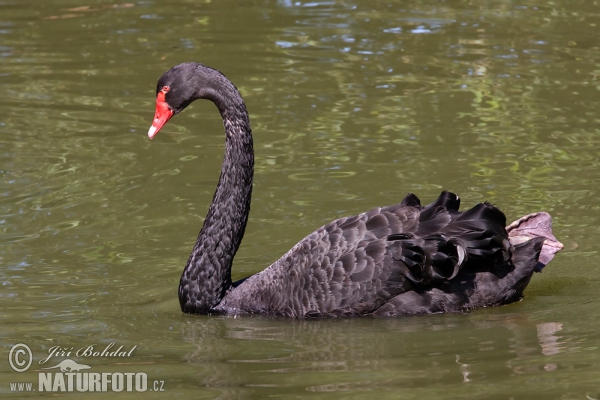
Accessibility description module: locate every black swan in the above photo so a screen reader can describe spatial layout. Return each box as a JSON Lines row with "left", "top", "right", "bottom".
{"left": 147, "top": 62, "right": 563, "bottom": 318}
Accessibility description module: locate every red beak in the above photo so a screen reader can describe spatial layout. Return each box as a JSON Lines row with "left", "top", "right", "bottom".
{"left": 148, "top": 91, "right": 174, "bottom": 139}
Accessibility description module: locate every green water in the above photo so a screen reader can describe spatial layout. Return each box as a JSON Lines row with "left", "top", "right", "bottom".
{"left": 1, "top": 0, "right": 596, "bottom": 398}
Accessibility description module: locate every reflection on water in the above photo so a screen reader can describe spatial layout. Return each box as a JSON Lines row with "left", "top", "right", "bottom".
{"left": 537, "top": 322, "right": 563, "bottom": 357}
{"left": 1, "top": 0, "right": 599, "bottom": 398}
{"left": 175, "top": 313, "right": 575, "bottom": 397}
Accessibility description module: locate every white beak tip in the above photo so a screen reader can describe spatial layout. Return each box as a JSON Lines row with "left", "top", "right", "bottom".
{"left": 148, "top": 126, "right": 157, "bottom": 139}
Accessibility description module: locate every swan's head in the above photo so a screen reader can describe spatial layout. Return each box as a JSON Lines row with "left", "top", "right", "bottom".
{"left": 148, "top": 63, "right": 199, "bottom": 139}
{"left": 148, "top": 62, "right": 238, "bottom": 139}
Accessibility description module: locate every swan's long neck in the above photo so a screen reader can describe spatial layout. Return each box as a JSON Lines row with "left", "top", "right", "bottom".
{"left": 179, "top": 94, "right": 254, "bottom": 314}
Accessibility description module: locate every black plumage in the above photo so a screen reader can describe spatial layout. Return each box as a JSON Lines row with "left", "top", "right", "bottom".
{"left": 147, "top": 62, "right": 563, "bottom": 318}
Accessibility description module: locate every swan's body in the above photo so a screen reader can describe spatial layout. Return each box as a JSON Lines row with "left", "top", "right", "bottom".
{"left": 148, "top": 62, "right": 563, "bottom": 318}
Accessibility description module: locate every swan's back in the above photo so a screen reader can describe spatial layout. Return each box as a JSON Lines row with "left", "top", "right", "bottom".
{"left": 214, "top": 191, "right": 548, "bottom": 317}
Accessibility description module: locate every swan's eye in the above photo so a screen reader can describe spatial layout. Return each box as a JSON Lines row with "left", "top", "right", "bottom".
{"left": 162, "top": 85, "right": 170, "bottom": 93}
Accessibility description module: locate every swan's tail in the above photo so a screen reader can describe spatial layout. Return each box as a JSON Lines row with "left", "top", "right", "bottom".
{"left": 374, "top": 237, "right": 547, "bottom": 317}
{"left": 507, "top": 212, "right": 563, "bottom": 271}
{"left": 374, "top": 192, "right": 563, "bottom": 317}
{"left": 465, "top": 236, "right": 545, "bottom": 309}
{"left": 390, "top": 192, "right": 563, "bottom": 283}
{"left": 465, "top": 210, "right": 565, "bottom": 308}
